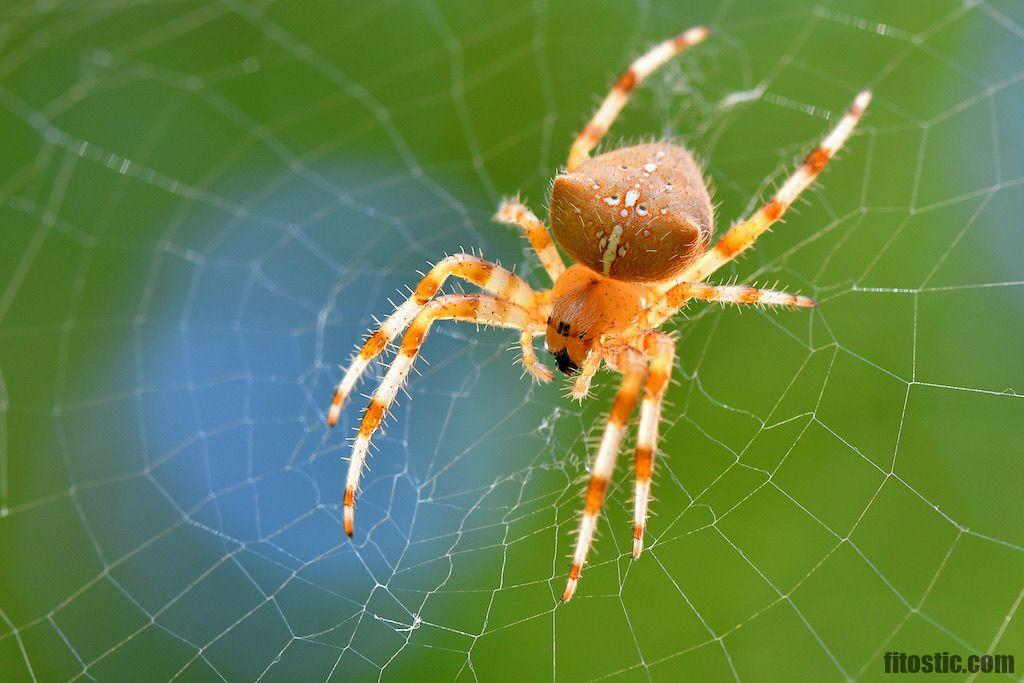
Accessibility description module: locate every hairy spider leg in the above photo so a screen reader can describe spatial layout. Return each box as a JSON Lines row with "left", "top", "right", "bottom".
{"left": 563, "top": 345, "right": 647, "bottom": 602}
{"left": 328, "top": 254, "right": 545, "bottom": 426}
{"left": 570, "top": 346, "right": 603, "bottom": 401}
{"left": 644, "top": 281, "right": 815, "bottom": 327}
{"left": 494, "top": 199, "right": 565, "bottom": 282}
{"left": 344, "top": 295, "right": 545, "bottom": 537}
{"left": 666, "top": 282, "right": 815, "bottom": 308}
{"left": 567, "top": 25, "right": 710, "bottom": 172}
{"left": 675, "top": 90, "right": 872, "bottom": 286}
{"left": 519, "top": 328, "right": 553, "bottom": 383}
{"left": 632, "top": 332, "right": 675, "bottom": 559}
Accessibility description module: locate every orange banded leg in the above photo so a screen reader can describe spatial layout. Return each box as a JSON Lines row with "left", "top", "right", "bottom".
{"left": 669, "top": 282, "right": 815, "bottom": 308}
{"left": 344, "top": 294, "right": 542, "bottom": 537}
{"left": 632, "top": 332, "right": 674, "bottom": 558}
{"left": 567, "top": 26, "right": 710, "bottom": 171}
{"left": 328, "top": 254, "right": 542, "bottom": 426}
{"left": 678, "top": 90, "right": 872, "bottom": 285}
{"left": 645, "top": 281, "right": 814, "bottom": 327}
{"left": 494, "top": 198, "right": 565, "bottom": 282}
{"left": 563, "top": 346, "right": 646, "bottom": 602}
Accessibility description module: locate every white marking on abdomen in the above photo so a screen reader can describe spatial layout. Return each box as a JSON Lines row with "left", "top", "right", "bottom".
{"left": 602, "top": 224, "right": 624, "bottom": 275}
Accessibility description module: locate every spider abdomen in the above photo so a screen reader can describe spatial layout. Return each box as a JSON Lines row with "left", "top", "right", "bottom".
{"left": 550, "top": 142, "right": 713, "bottom": 282}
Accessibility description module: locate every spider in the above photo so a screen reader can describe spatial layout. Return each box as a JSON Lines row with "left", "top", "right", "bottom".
{"left": 327, "top": 26, "right": 871, "bottom": 602}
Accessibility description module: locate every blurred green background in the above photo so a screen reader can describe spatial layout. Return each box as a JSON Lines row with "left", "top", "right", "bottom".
{"left": 1, "top": 0, "right": 1022, "bottom": 681}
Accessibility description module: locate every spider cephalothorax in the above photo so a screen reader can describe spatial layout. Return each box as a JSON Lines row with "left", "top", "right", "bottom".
{"left": 545, "top": 265, "right": 646, "bottom": 375}
{"left": 327, "top": 25, "right": 870, "bottom": 602}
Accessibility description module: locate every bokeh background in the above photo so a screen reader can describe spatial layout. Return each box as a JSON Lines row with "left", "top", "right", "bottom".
{"left": 2, "top": 0, "right": 1022, "bottom": 681}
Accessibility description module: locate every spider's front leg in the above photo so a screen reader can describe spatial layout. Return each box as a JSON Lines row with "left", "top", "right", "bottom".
{"left": 344, "top": 294, "right": 547, "bottom": 537}
{"left": 327, "top": 253, "right": 547, "bottom": 426}
{"left": 563, "top": 344, "right": 646, "bottom": 602}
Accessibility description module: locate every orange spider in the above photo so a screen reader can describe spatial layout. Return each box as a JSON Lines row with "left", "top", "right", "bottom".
{"left": 327, "top": 26, "right": 871, "bottom": 602}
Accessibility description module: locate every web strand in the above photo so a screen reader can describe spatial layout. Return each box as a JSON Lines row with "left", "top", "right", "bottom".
{"left": 0, "top": 2, "right": 1022, "bottom": 681}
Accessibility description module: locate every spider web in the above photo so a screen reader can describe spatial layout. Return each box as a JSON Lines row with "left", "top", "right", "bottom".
{"left": 1, "top": 0, "right": 1023, "bottom": 680}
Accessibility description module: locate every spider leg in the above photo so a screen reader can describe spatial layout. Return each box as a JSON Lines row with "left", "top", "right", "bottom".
{"left": 344, "top": 294, "right": 544, "bottom": 537}
{"left": 328, "top": 254, "right": 546, "bottom": 426}
{"left": 494, "top": 198, "right": 565, "bottom": 282}
{"left": 673, "top": 90, "right": 872, "bottom": 286}
{"left": 567, "top": 26, "right": 710, "bottom": 172}
{"left": 563, "top": 345, "right": 646, "bottom": 602}
{"left": 569, "top": 345, "right": 602, "bottom": 402}
{"left": 632, "top": 332, "right": 674, "bottom": 558}
{"left": 645, "top": 281, "right": 814, "bottom": 327}
{"left": 519, "top": 329, "right": 553, "bottom": 383}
